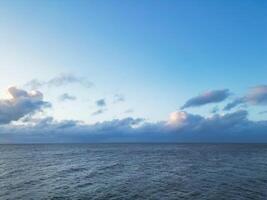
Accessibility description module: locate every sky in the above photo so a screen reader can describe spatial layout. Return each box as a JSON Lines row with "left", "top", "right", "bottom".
{"left": 0, "top": 0, "right": 266, "bottom": 143}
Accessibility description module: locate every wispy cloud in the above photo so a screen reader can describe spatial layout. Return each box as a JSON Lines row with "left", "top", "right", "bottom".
{"left": 224, "top": 98, "right": 244, "bottom": 111}
{"left": 113, "top": 94, "right": 125, "bottom": 103}
{"left": 25, "top": 73, "right": 93, "bottom": 89}
{"left": 58, "top": 93, "right": 76, "bottom": 102}
{"left": 246, "top": 85, "right": 267, "bottom": 105}
{"left": 91, "top": 108, "right": 107, "bottom": 116}
{"left": 124, "top": 109, "right": 134, "bottom": 114}
{"left": 224, "top": 85, "right": 267, "bottom": 111}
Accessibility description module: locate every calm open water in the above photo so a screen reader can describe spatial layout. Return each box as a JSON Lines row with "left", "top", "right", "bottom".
{"left": 0, "top": 144, "right": 267, "bottom": 200}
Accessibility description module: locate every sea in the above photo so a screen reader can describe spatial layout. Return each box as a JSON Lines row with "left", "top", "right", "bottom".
{"left": 0, "top": 144, "right": 267, "bottom": 200}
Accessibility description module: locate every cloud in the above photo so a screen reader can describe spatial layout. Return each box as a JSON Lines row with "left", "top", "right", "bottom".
{"left": 0, "top": 87, "right": 50, "bottom": 124}
{"left": 91, "top": 108, "right": 107, "bottom": 116}
{"left": 95, "top": 99, "right": 106, "bottom": 107}
{"left": 113, "top": 94, "right": 125, "bottom": 103}
{"left": 92, "top": 99, "right": 107, "bottom": 115}
{"left": 1, "top": 85, "right": 267, "bottom": 143}
{"left": 92, "top": 117, "right": 144, "bottom": 132}
{"left": 259, "top": 111, "right": 267, "bottom": 115}
{"left": 166, "top": 111, "right": 203, "bottom": 130}
{"left": 1, "top": 109, "right": 267, "bottom": 143}
{"left": 246, "top": 85, "right": 267, "bottom": 105}
{"left": 210, "top": 106, "right": 219, "bottom": 114}
{"left": 124, "top": 109, "right": 134, "bottom": 114}
{"left": 161, "top": 110, "right": 267, "bottom": 142}
{"left": 181, "top": 89, "right": 230, "bottom": 109}
{"left": 223, "top": 98, "right": 244, "bottom": 111}
{"left": 25, "top": 79, "right": 43, "bottom": 90}
{"left": 224, "top": 85, "right": 267, "bottom": 111}
{"left": 25, "top": 74, "right": 93, "bottom": 89}
{"left": 58, "top": 93, "right": 76, "bottom": 101}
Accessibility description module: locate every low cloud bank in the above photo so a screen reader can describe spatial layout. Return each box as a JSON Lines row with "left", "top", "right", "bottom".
{"left": 1, "top": 86, "right": 267, "bottom": 143}
{"left": 1, "top": 110, "right": 267, "bottom": 143}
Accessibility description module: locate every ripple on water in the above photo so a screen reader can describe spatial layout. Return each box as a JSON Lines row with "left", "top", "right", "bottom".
{"left": 0, "top": 144, "right": 267, "bottom": 200}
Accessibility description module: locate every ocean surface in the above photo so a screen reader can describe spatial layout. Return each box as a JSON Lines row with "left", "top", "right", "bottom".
{"left": 0, "top": 144, "right": 267, "bottom": 200}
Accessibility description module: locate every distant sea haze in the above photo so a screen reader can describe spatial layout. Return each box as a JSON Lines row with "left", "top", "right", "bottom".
{"left": 0, "top": 144, "right": 267, "bottom": 200}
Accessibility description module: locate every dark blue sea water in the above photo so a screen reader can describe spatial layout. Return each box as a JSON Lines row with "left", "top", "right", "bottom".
{"left": 0, "top": 144, "right": 267, "bottom": 200}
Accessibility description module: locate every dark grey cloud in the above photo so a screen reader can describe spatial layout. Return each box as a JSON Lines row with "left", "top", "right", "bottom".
{"left": 95, "top": 99, "right": 106, "bottom": 107}
{"left": 1, "top": 109, "right": 267, "bottom": 143}
{"left": 25, "top": 74, "right": 93, "bottom": 89}
{"left": 0, "top": 87, "right": 50, "bottom": 124}
{"left": 181, "top": 89, "right": 230, "bottom": 109}
{"left": 58, "top": 93, "right": 76, "bottom": 101}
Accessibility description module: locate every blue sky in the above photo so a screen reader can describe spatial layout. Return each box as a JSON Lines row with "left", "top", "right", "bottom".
{"left": 0, "top": 0, "right": 266, "bottom": 143}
